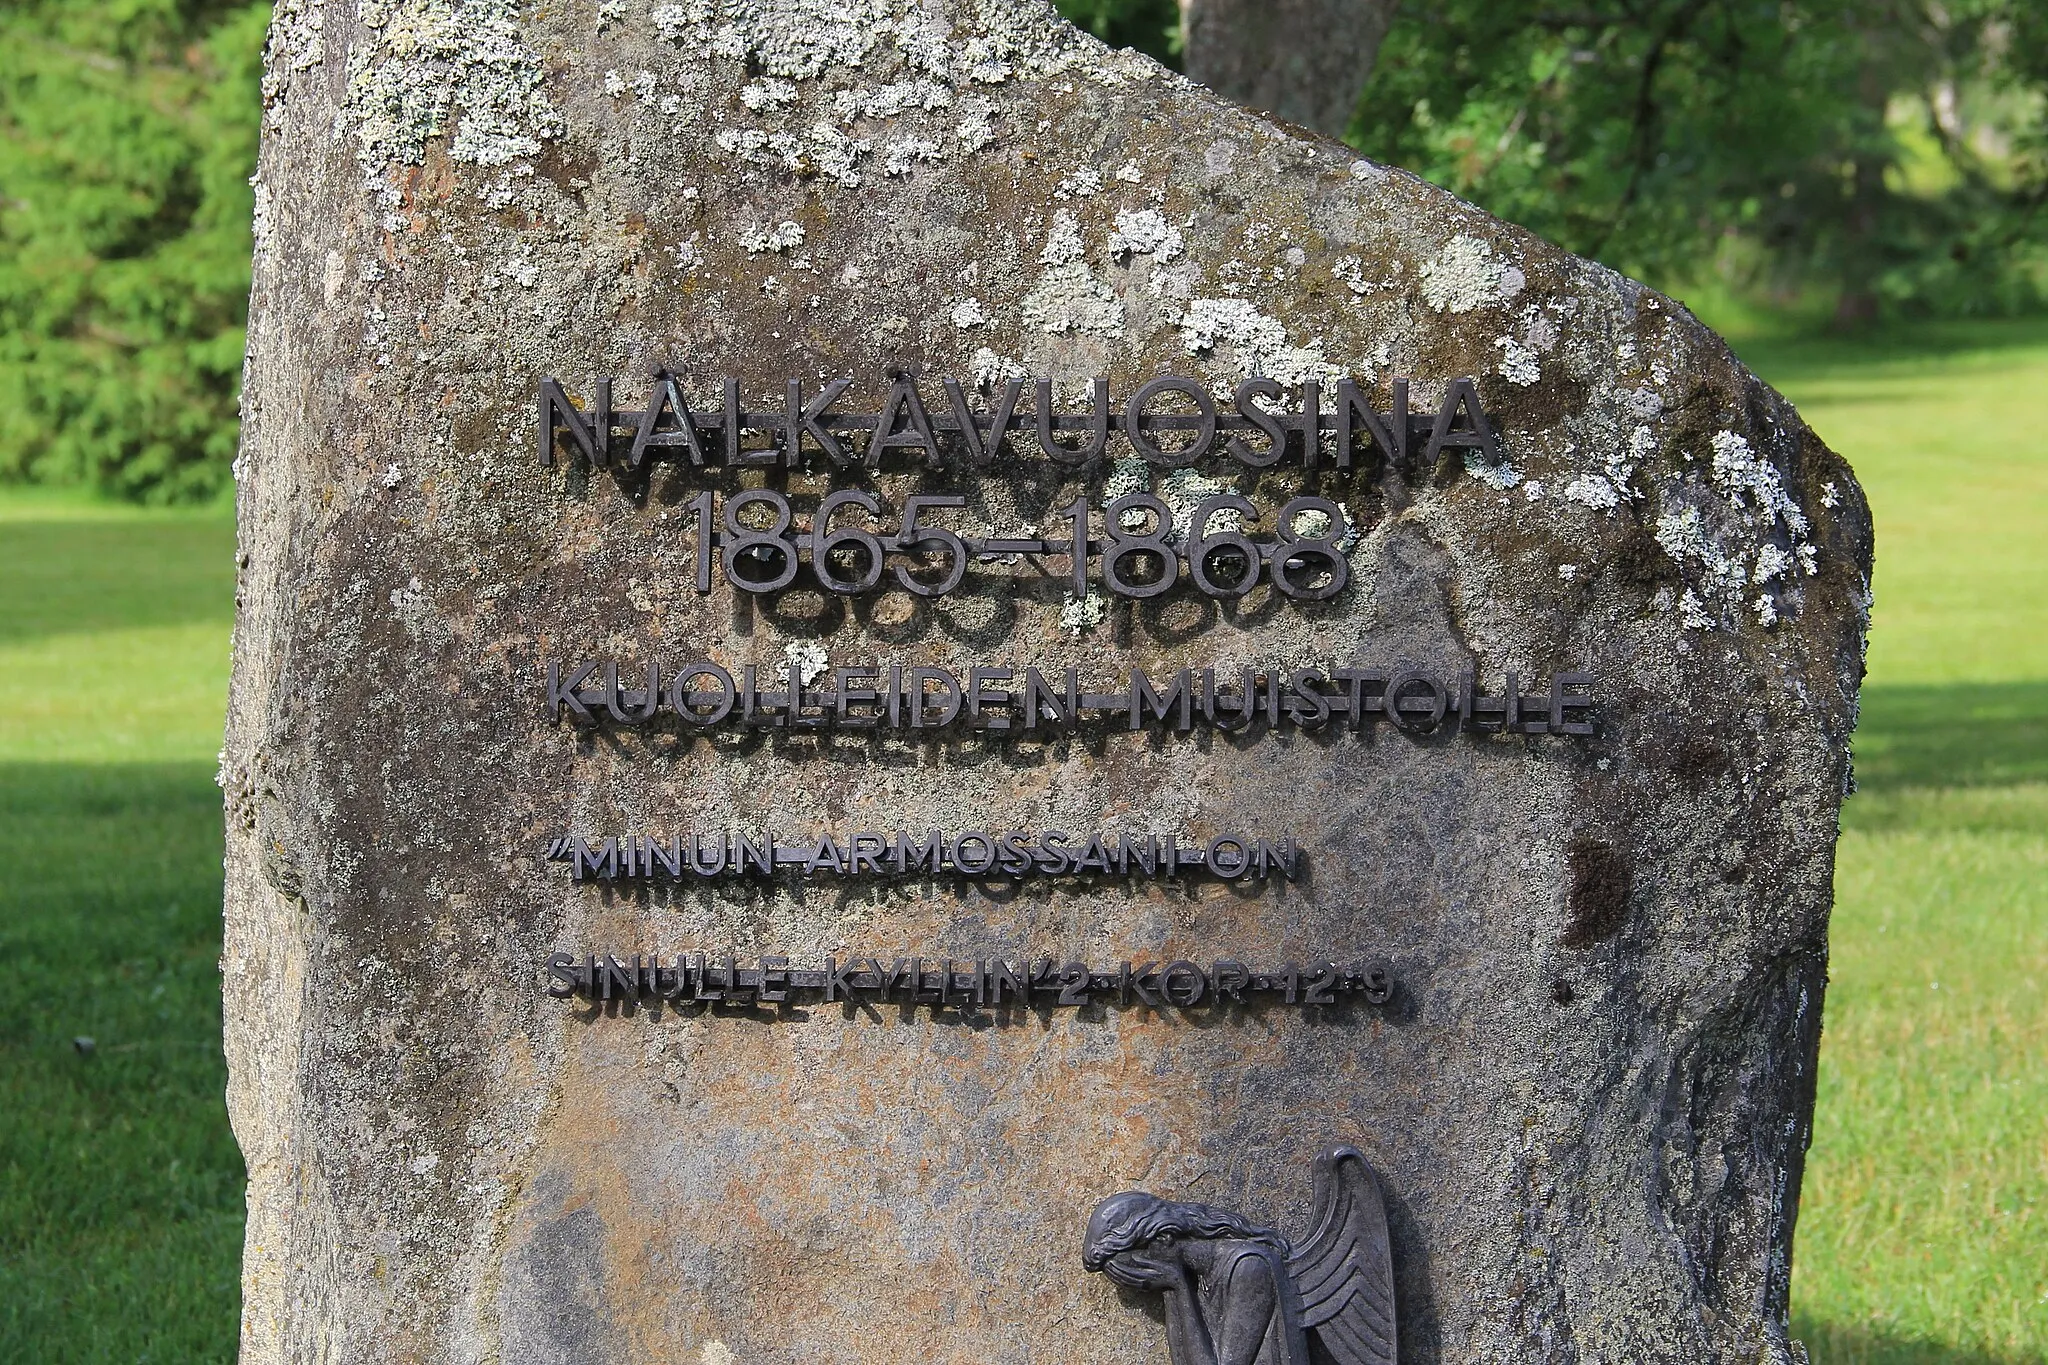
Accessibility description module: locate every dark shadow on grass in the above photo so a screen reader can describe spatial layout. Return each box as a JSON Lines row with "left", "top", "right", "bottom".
{"left": 1850, "top": 681, "right": 2048, "bottom": 794}
{"left": 1797, "top": 1319, "right": 2047, "bottom": 1365}
{"left": 0, "top": 760, "right": 241, "bottom": 1363}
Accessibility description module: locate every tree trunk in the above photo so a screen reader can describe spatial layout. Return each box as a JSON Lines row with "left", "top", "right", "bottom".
{"left": 1179, "top": 0, "right": 1400, "bottom": 139}
{"left": 1831, "top": 39, "right": 1895, "bottom": 329}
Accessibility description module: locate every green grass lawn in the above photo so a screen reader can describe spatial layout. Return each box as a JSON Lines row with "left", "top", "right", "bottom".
{"left": 0, "top": 492, "right": 243, "bottom": 1361}
{"left": 0, "top": 324, "right": 2043, "bottom": 1363}
{"left": 1736, "top": 320, "right": 2048, "bottom": 1365}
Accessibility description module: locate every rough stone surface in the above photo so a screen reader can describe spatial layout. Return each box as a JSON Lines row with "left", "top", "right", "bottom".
{"left": 224, "top": 2, "right": 1872, "bottom": 1362}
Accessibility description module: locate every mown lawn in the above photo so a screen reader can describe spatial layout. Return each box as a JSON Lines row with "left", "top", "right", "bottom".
{"left": 0, "top": 492, "right": 242, "bottom": 1362}
{"left": 1743, "top": 320, "right": 2048, "bottom": 1365}
{"left": 0, "top": 324, "right": 2042, "bottom": 1363}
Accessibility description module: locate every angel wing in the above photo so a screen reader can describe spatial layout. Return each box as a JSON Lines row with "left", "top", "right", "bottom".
{"left": 1285, "top": 1146, "right": 1396, "bottom": 1365}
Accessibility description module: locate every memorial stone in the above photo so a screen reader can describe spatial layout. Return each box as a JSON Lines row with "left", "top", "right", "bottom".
{"left": 222, "top": 1, "right": 1873, "bottom": 1361}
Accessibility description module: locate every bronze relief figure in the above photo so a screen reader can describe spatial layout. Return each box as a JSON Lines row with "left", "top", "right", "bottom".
{"left": 1082, "top": 1146, "right": 1396, "bottom": 1365}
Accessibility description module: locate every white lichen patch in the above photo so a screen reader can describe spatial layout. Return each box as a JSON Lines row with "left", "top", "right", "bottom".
{"left": 261, "top": 0, "right": 325, "bottom": 115}
{"left": 1023, "top": 211, "right": 1119, "bottom": 335}
{"left": 740, "top": 77, "right": 798, "bottom": 111}
{"left": 1562, "top": 474, "right": 1619, "bottom": 511}
{"left": 1465, "top": 449, "right": 1521, "bottom": 490}
{"left": 833, "top": 80, "right": 951, "bottom": 120}
{"left": 348, "top": 0, "right": 564, "bottom": 168}
{"left": 1751, "top": 543, "right": 1793, "bottom": 584}
{"left": 805, "top": 123, "right": 870, "bottom": 185}
{"left": 882, "top": 138, "right": 942, "bottom": 176}
{"left": 1564, "top": 423, "right": 1655, "bottom": 513}
{"left": 1106, "top": 209, "right": 1183, "bottom": 262}
{"left": 715, "top": 121, "right": 871, "bottom": 185}
{"left": 784, "top": 640, "right": 830, "bottom": 686}
{"left": 1102, "top": 456, "right": 1149, "bottom": 510}
{"left": 1055, "top": 167, "right": 1103, "bottom": 199}
{"left": 1178, "top": 299, "right": 1331, "bottom": 383}
{"left": 1643, "top": 429, "right": 1819, "bottom": 628}
{"left": 1022, "top": 263, "right": 1123, "bottom": 337}
{"left": 1653, "top": 443, "right": 1817, "bottom": 630}
{"left": 1656, "top": 505, "right": 1747, "bottom": 601}
{"left": 1059, "top": 590, "right": 1107, "bottom": 634}
{"left": 1039, "top": 211, "right": 1084, "bottom": 266}
{"left": 1517, "top": 304, "right": 1560, "bottom": 352}
{"left": 1495, "top": 336, "right": 1540, "bottom": 386}
{"left": 949, "top": 298, "right": 986, "bottom": 328}
{"left": 1419, "top": 235, "right": 1521, "bottom": 314}
{"left": 1623, "top": 387, "right": 1664, "bottom": 420}
{"left": 955, "top": 109, "right": 995, "bottom": 150}
{"left": 655, "top": 0, "right": 1079, "bottom": 113}
{"left": 1332, "top": 256, "right": 1373, "bottom": 296}
{"left": 740, "top": 221, "right": 805, "bottom": 254}
{"left": 1709, "top": 431, "right": 1809, "bottom": 536}
{"left": 713, "top": 0, "right": 891, "bottom": 79}
{"left": 1158, "top": 468, "right": 1240, "bottom": 542}
{"left": 971, "top": 347, "right": 1027, "bottom": 388}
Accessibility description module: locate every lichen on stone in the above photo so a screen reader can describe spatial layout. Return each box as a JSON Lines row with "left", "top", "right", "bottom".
{"left": 1639, "top": 428, "right": 1821, "bottom": 629}
{"left": 1157, "top": 468, "right": 1244, "bottom": 541}
{"left": 1023, "top": 264, "right": 1123, "bottom": 337}
{"left": 740, "top": 221, "right": 806, "bottom": 254}
{"left": 1709, "top": 431, "right": 1809, "bottom": 537}
{"left": 347, "top": 0, "right": 564, "bottom": 170}
{"left": 710, "top": 0, "right": 893, "bottom": 79}
{"left": 783, "top": 640, "right": 830, "bottom": 685}
{"left": 882, "top": 137, "right": 944, "bottom": 176}
{"left": 1495, "top": 336, "right": 1540, "bottom": 386}
{"left": 1465, "top": 448, "right": 1522, "bottom": 490}
{"left": 955, "top": 108, "right": 996, "bottom": 150}
{"left": 1055, "top": 166, "right": 1104, "bottom": 200}
{"left": 1039, "top": 211, "right": 1085, "bottom": 266}
{"left": 1178, "top": 299, "right": 1330, "bottom": 383}
{"left": 1419, "top": 235, "right": 1524, "bottom": 314}
{"left": 969, "top": 347, "right": 1027, "bottom": 389}
{"left": 1106, "top": 209, "right": 1183, "bottom": 262}
{"left": 741, "top": 77, "right": 800, "bottom": 111}
{"left": 1058, "top": 589, "right": 1106, "bottom": 634}
{"left": 1331, "top": 256, "right": 1372, "bottom": 296}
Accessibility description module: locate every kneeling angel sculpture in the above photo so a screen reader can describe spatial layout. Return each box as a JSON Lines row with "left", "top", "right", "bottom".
{"left": 1082, "top": 1146, "right": 1395, "bottom": 1365}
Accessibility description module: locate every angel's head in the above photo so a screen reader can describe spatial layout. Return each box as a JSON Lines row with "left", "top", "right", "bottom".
{"left": 1083, "top": 1191, "right": 1289, "bottom": 1285}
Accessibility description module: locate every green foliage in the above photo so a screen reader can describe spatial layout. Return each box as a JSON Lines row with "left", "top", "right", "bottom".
{"left": 0, "top": 1, "right": 268, "bottom": 503}
{"left": 1, "top": 0, "right": 2042, "bottom": 496}
{"left": 1055, "top": 0, "right": 1182, "bottom": 66}
{"left": 1353, "top": 1, "right": 2048, "bottom": 323}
